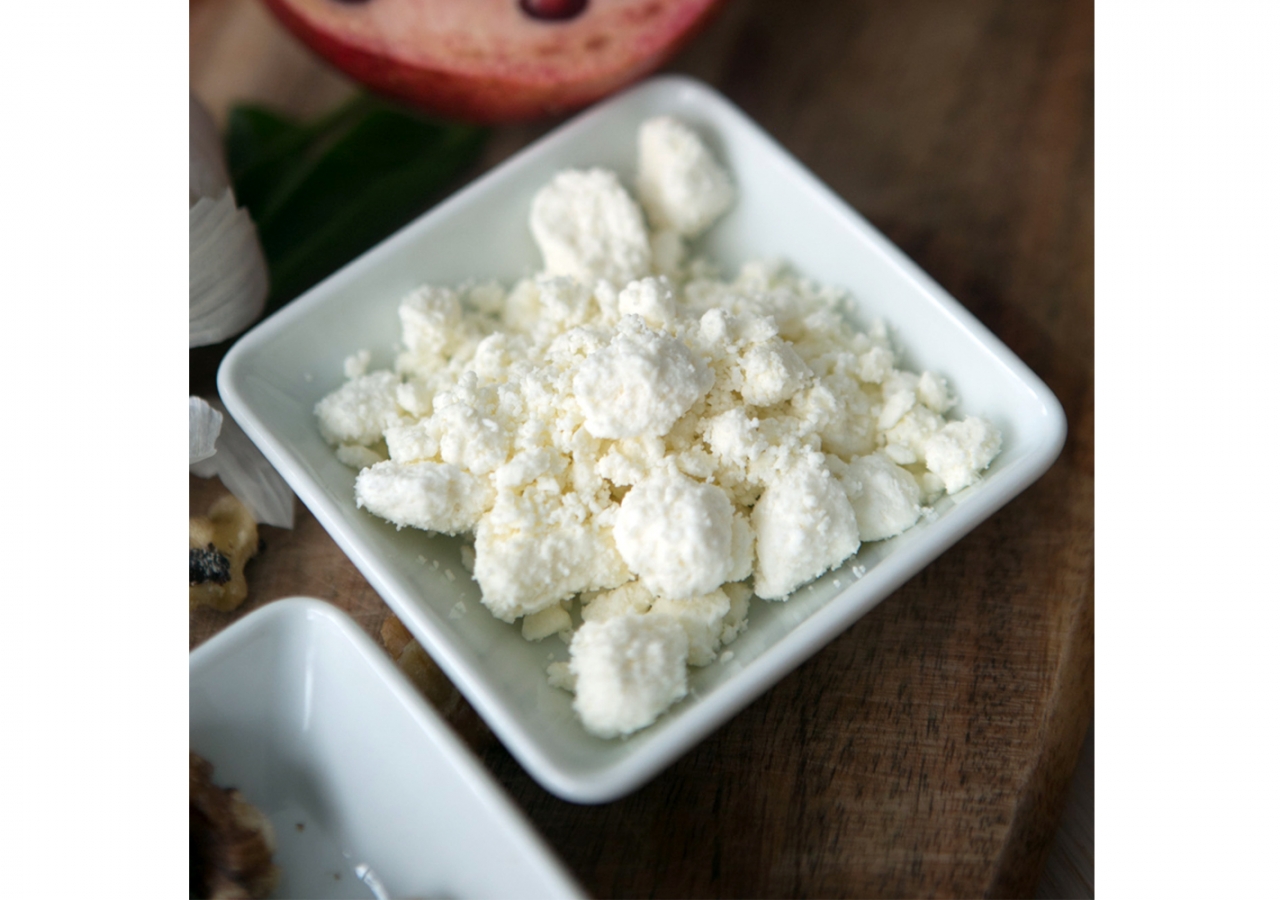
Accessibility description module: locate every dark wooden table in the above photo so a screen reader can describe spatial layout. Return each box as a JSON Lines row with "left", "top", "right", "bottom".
{"left": 191, "top": 1, "right": 1094, "bottom": 896}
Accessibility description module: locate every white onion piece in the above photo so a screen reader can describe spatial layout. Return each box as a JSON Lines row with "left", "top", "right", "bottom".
{"left": 190, "top": 188, "right": 269, "bottom": 347}
{"left": 190, "top": 93, "right": 229, "bottom": 206}
{"left": 189, "top": 397, "right": 223, "bottom": 465}
{"left": 191, "top": 398, "right": 295, "bottom": 529}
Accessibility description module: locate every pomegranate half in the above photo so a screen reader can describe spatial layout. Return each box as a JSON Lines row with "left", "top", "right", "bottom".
{"left": 262, "top": 0, "right": 727, "bottom": 123}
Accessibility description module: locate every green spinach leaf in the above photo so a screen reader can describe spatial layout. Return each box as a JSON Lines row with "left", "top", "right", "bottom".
{"left": 225, "top": 95, "right": 486, "bottom": 310}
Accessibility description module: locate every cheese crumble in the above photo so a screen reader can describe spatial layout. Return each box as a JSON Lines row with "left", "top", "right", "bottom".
{"left": 316, "top": 118, "right": 1002, "bottom": 738}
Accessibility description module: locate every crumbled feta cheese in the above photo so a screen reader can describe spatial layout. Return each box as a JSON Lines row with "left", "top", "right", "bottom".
{"left": 355, "top": 460, "right": 491, "bottom": 534}
{"left": 569, "top": 613, "right": 689, "bottom": 739}
{"left": 738, "top": 339, "right": 810, "bottom": 406}
{"left": 335, "top": 443, "right": 385, "bottom": 470}
{"left": 883, "top": 405, "right": 947, "bottom": 465}
{"left": 314, "top": 115, "right": 1003, "bottom": 739}
{"left": 521, "top": 603, "right": 572, "bottom": 642}
{"left": 878, "top": 372, "right": 919, "bottom": 431}
{"left": 857, "top": 344, "right": 895, "bottom": 384}
{"left": 922, "top": 416, "right": 1003, "bottom": 493}
{"left": 573, "top": 315, "right": 712, "bottom": 439}
{"left": 720, "top": 582, "right": 752, "bottom": 644}
{"left": 473, "top": 482, "right": 630, "bottom": 622}
{"left": 315, "top": 371, "right": 405, "bottom": 446}
{"left": 727, "top": 512, "right": 756, "bottom": 583}
{"left": 493, "top": 448, "right": 555, "bottom": 489}
{"left": 617, "top": 276, "right": 678, "bottom": 329}
{"left": 636, "top": 116, "right": 735, "bottom": 237}
{"left": 649, "top": 588, "right": 733, "bottom": 667}
{"left": 431, "top": 393, "right": 512, "bottom": 476}
{"left": 343, "top": 349, "right": 371, "bottom": 379}
{"left": 752, "top": 456, "right": 860, "bottom": 600}
{"left": 614, "top": 471, "right": 735, "bottom": 600}
{"left": 399, "top": 285, "right": 463, "bottom": 357}
{"left": 582, "top": 579, "right": 655, "bottom": 622}
{"left": 546, "top": 660, "right": 575, "bottom": 692}
{"left": 917, "top": 371, "right": 955, "bottom": 413}
{"left": 841, "top": 452, "right": 922, "bottom": 541}
{"left": 529, "top": 168, "right": 651, "bottom": 287}
{"left": 395, "top": 379, "right": 435, "bottom": 418}
{"left": 384, "top": 420, "right": 439, "bottom": 464}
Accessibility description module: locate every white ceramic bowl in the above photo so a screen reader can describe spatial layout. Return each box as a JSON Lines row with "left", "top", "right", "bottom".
{"left": 189, "top": 598, "right": 583, "bottom": 899}
{"left": 219, "top": 75, "right": 1066, "bottom": 803}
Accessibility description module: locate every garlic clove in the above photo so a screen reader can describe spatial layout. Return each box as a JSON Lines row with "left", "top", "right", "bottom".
{"left": 189, "top": 188, "right": 269, "bottom": 347}
{"left": 190, "top": 93, "right": 270, "bottom": 348}
{"left": 191, "top": 398, "right": 295, "bottom": 530}
{"left": 189, "top": 397, "right": 223, "bottom": 465}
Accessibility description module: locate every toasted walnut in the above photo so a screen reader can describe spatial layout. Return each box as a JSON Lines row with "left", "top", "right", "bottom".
{"left": 189, "top": 751, "right": 280, "bottom": 900}
{"left": 190, "top": 495, "right": 260, "bottom": 612}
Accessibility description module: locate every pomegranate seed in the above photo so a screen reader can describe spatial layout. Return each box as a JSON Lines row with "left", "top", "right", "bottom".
{"left": 520, "top": 0, "right": 589, "bottom": 21}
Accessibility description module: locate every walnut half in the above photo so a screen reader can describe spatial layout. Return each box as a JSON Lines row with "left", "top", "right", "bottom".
{"left": 190, "top": 495, "right": 260, "bottom": 612}
{"left": 189, "top": 751, "right": 279, "bottom": 900}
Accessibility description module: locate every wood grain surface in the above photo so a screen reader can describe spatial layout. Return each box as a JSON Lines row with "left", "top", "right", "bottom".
{"left": 190, "top": 1, "right": 1094, "bottom": 896}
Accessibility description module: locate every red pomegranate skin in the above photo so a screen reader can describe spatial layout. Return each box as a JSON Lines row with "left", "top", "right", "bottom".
{"left": 262, "top": 0, "right": 728, "bottom": 124}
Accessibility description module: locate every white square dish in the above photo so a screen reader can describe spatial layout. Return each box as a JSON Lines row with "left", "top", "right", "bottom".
{"left": 219, "top": 75, "right": 1066, "bottom": 803}
{"left": 189, "top": 598, "right": 583, "bottom": 899}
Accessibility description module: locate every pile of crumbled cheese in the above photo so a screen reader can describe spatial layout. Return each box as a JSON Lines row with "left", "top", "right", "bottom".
{"left": 315, "top": 116, "right": 1001, "bottom": 739}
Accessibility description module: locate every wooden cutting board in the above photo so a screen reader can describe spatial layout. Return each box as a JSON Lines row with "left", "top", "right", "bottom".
{"left": 190, "top": 1, "right": 1094, "bottom": 896}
